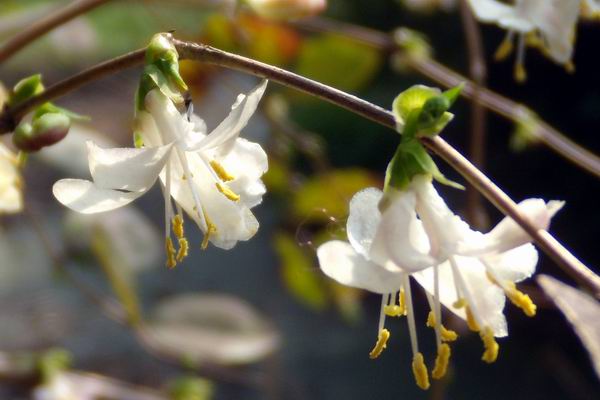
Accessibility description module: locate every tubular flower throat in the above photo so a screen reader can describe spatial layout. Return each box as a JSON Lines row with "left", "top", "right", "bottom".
{"left": 53, "top": 80, "right": 269, "bottom": 267}
{"left": 317, "top": 178, "right": 563, "bottom": 389}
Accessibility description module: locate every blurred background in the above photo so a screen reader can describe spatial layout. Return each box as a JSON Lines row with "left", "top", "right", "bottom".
{"left": 1, "top": 0, "right": 599, "bottom": 399}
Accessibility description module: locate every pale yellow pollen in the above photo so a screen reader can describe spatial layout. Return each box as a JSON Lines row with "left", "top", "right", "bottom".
{"left": 165, "top": 237, "right": 177, "bottom": 269}
{"left": 432, "top": 343, "right": 451, "bottom": 380}
{"left": 453, "top": 298, "right": 466, "bottom": 309}
{"left": 210, "top": 160, "right": 235, "bottom": 182}
{"left": 200, "top": 208, "right": 217, "bottom": 250}
{"left": 505, "top": 282, "right": 537, "bottom": 317}
{"left": 494, "top": 37, "right": 513, "bottom": 61}
{"left": 466, "top": 305, "right": 480, "bottom": 332}
{"left": 384, "top": 305, "right": 403, "bottom": 317}
{"left": 426, "top": 311, "right": 458, "bottom": 342}
{"left": 216, "top": 182, "right": 240, "bottom": 202}
{"left": 480, "top": 327, "right": 499, "bottom": 364}
{"left": 368, "top": 329, "right": 390, "bottom": 359}
{"left": 412, "top": 352, "right": 430, "bottom": 390}
{"left": 172, "top": 215, "right": 185, "bottom": 239}
{"left": 176, "top": 238, "right": 189, "bottom": 262}
{"left": 515, "top": 63, "right": 527, "bottom": 83}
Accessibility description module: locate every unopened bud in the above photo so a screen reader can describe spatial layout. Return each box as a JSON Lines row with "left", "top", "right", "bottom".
{"left": 145, "top": 33, "right": 187, "bottom": 92}
{"left": 13, "top": 113, "right": 70, "bottom": 152}
{"left": 246, "top": 0, "right": 327, "bottom": 20}
{"left": 8, "top": 74, "right": 44, "bottom": 107}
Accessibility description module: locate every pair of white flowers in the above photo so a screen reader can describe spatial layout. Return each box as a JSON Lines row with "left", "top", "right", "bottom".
{"left": 468, "top": 0, "right": 599, "bottom": 80}
{"left": 53, "top": 80, "right": 269, "bottom": 266}
{"left": 317, "top": 175, "right": 562, "bottom": 389}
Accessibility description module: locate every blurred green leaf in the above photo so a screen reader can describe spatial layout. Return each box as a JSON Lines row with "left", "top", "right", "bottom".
{"left": 274, "top": 232, "right": 328, "bottom": 311}
{"left": 292, "top": 168, "right": 378, "bottom": 223}
{"left": 295, "top": 34, "right": 382, "bottom": 92}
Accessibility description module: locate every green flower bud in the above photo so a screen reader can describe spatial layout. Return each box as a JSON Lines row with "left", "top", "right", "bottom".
{"left": 145, "top": 33, "right": 187, "bottom": 93}
{"left": 8, "top": 74, "right": 45, "bottom": 107}
{"left": 37, "top": 348, "right": 72, "bottom": 383}
{"left": 13, "top": 113, "right": 70, "bottom": 152}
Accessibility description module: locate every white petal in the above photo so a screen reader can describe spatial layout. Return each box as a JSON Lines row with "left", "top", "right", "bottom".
{"left": 484, "top": 198, "right": 564, "bottom": 253}
{"left": 188, "top": 80, "right": 268, "bottom": 151}
{"left": 412, "top": 176, "right": 474, "bottom": 255}
{"left": 371, "top": 189, "right": 436, "bottom": 272}
{"left": 145, "top": 89, "right": 195, "bottom": 144}
{"left": 529, "top": 0, "right": 579, "bottom": 64}
{"left": 414, "top": 256, "right": 508, "bottom": 337}
{"left": 317, "top": 240, "right": 403, "bottom": 294}
{"left": 53, "top": 179, "right": 144, "bottom": 214}
{"left": 486, "top": 243, "right": 538, "bottom": 283}
{"left": 218, "top": 137, "right": 268, "bottom": 208}
{"left": 0, "top": 185, "right": 22, "bottom": 213}
{"left": 468, "top": 0, "right": 516, "bottom": 23}
{"left": 87, "top": 141, "right": 171, "bottom": 191}
{"left": 135, "top": 110, "right": 164, "bottom": 147}
{"left": 346, "top": 187, "right": 383, "bottom": 257}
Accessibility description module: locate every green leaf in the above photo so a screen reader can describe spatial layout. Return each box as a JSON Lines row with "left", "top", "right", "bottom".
{"left": 274, "top": 232, "right": 328, "bottom": 311}
{"left": 295, "top": 34, "right": 381, "bottom": 92}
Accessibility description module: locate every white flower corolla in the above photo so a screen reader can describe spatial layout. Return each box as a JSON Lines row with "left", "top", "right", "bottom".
{"left": 467, "top": 0, "right": 581, "bottom": 81}
{"left": 33, "top": 375, "right": 78, "bottom": 400}
{"left": 53, "top": 80, "right": 268, "bottom": 267}
{"left": 317, "top": 177, "right": 563, "bottom": 389}
{"left": 0, "top": 143, "right": 23, "bottom": 214}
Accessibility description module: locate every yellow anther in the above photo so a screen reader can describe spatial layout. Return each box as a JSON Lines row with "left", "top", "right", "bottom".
{"left": 399, "top": 288, "right": 407, "bottom": 315}
{"left": 494, "top": 37, "right": 513, "bottom": 61}
{"left": 453, "top": 298, "right": 466, "bottom": 309}
{"left": 384, "top": 305, "right": 403, "bottom": 317}
{"left": 412, "top": 352, "right": 430, "bottom": 390}
{"left": 176, "top": 238, "right": 189, "bottom": 262}
{"left": 201, "top": 209, "right": 217, "bottom": 250}
{"left": 210, "top": 160, "right": 235, "bottom": 182}
{"left": 172, "top": 214, "right": 185, "bottom": 239}
{"left": 368, "top": 329, "right": 390, "bottom": 359}
{"left": 565, "top": 61, "right": 575, "bottom": 74}
{"left": 465, "top": 306, "right": 480, "bottom": 332}
{"left": 432, "top": 343, "right": 451, "bottom": 380}
{"left": 426, "top": 312, "right": 458, "bottom": 342}
{"left": 216, "top": 182, "right": 240, "bottom": 202}
{"left": 515, "top": 63, "right": 527, "bottom": 83}
{"left": 505, "top": 282, "right": 537, "bottom": 317}
{"left": 480, "top": 327, "right": 499, "bottom": 364}
{"left": 165, "top": 237, "right": 177, "bottom": 269}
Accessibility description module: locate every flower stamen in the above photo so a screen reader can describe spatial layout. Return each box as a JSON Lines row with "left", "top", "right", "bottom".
{"left": 494, "top": 31, "right": 515, "bottom": 61}
{"left": 431, "top": 343, "right": 451, "bottom": 380}
{"left": 480, "top": 327, "right": 499, "bottom": 363}
{"left": 412, "top": 352, "right": 430, "bottom": 390}
{"left": 210, "top": 159, "right": 235, "bottom": 182}
{"left": 216, "top": 182, "right": 241, "bottom": 202}
{"left": 485, "top": 266, "right": 537, "bottom": 317}
{"left": 165, "top": 237, "right": 177, "bottom": 269}
{"left": 369, "top": 328, "right": 390, "bottom": 359}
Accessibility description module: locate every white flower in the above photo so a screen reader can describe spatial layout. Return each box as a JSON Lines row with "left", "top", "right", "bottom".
{"left": 317, "top": 177, "right": 563, "bottom": 389}
{"left": 246, "top": 0, "right": 327, "bottom": 20}
{"left": 0, "top": 143, "right": 23, "bottom": 214}
{"left": 53, "top": 80, "right": 268, "bottom": 267}
{"left": 468, "top": 0, "right": 580, "bottom": 80}
{"left": 33, "top": 374, "right": 78, "bottom": 400}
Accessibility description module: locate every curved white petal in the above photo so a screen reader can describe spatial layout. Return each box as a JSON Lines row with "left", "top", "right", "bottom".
{"left": 485, "top": 243, "right": 538, "bottom": 283}
{"left": 413, "top": 176, "right": 474, "bottom": 255}
{"left": 53, "top": 179, "right": 144, "bottom": 214}
{"left": 346, "top": 187, "right": 383, "bottom": 257}
{"left": 371, "top": 189, "right": 435, "bottom": 273}
{"left": 414, "top": 256, "right": 508, "bottom": 337}
{"left": 135, "top": 110, "right": 164, "bottom": 147}
{"left": 145, "top": 89, "right": 195, "bottom": 144}
{"left": 468, "top": 0, "right": 515, "bottom": 23}
{"left": 87, "top": 141, "right": 171, "bottom": 191}
{"left": 217, "top": 137, "right": 268, "bottom": 209}
{"left": 189, "top": 80, "right": 268, "bottom": 151}
{"left": 483, "top": 198, "right": 564, "bottom": 253}
{"left": 530, "top": 0, "right": 579, "bottom": 64}
{"left": 317, "top": 240, "right": 403, "bottom": 294}
{"left": 180, "top": 114, "right": 209, "bottom": 150}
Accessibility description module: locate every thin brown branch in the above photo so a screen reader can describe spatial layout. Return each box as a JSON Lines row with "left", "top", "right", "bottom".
{"left": 0, "top": 0, "right": 114, "bottom": 64}
{"left": 459, "top": 0, "right": 489, "bottom": 229}
{"left": 1, "top": 39, "right": 598, "bottom": 296}
{"left": 295, "top": 17, "right": 600, "bottom": 179}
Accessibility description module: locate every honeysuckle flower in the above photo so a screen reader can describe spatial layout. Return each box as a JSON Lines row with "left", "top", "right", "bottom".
{"left": 246, "top": 0, "right": 327, "bottom": 20}
{"left": 317, "top": 177, "right": 563, "bottom": 389}
{"left": 53, "top": 80, "right": 268, "bottom": 267}
{"left": 467, "top": 0, "right": 580, "bottom": 81}
{"left": 0, "top": 143, "right": 23, "bottom": 214}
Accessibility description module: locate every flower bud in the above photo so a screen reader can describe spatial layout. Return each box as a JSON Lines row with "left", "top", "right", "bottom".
{"left": 246, "top": 0, "right": 327, "bottom": 20}
{"left": 13, "top": 113, "right": 71, "bottom": 152}
{"left": 8, "top": 74, "right": 44, "bottom": 107}
{"left": 145, "top": 33, "right": 187, "bottom": 93}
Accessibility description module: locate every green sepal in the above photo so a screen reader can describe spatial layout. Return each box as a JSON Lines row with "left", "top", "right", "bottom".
{"left": 8, "top": 74, "right": 44, "bottom": 107}
{"left": 136, "top": 65, "right": 184, "bottom": 112}
{"left": 168, "top": 376, "right": 214, "bottom": 400}
{"left": 32, "top": 102, "right": 89, "bottom": 121}
{"left": 384, "top": 138, "right": 464, "bottom": 192}
{"left": 145, "top": 33, "right": 187, "bottom": 93}
{"left": 37, "top": 348, "right": 72, "bottom": 384}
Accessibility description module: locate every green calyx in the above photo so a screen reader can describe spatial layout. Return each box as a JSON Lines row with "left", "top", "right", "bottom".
{"left": 37, "top": 348, "right": 72, "bottom": 384}
{"left": 137, "top": 33, "right": 187, "bottom": 113}
{"left": 7, "top": 74, "right": 44, "bottom": 107}
{"left": 168, "top": 376, "right": 214, "bottom": 400}
{"left": 385, "top": 84, "right": 464, "bottom": 192}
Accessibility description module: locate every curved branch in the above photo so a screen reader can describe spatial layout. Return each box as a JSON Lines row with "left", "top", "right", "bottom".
{"left": 0, "top": 39, "right": 598, "bottom": 297}
{"left": 0, "top": 0, "right": 114, "bottom": 64}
